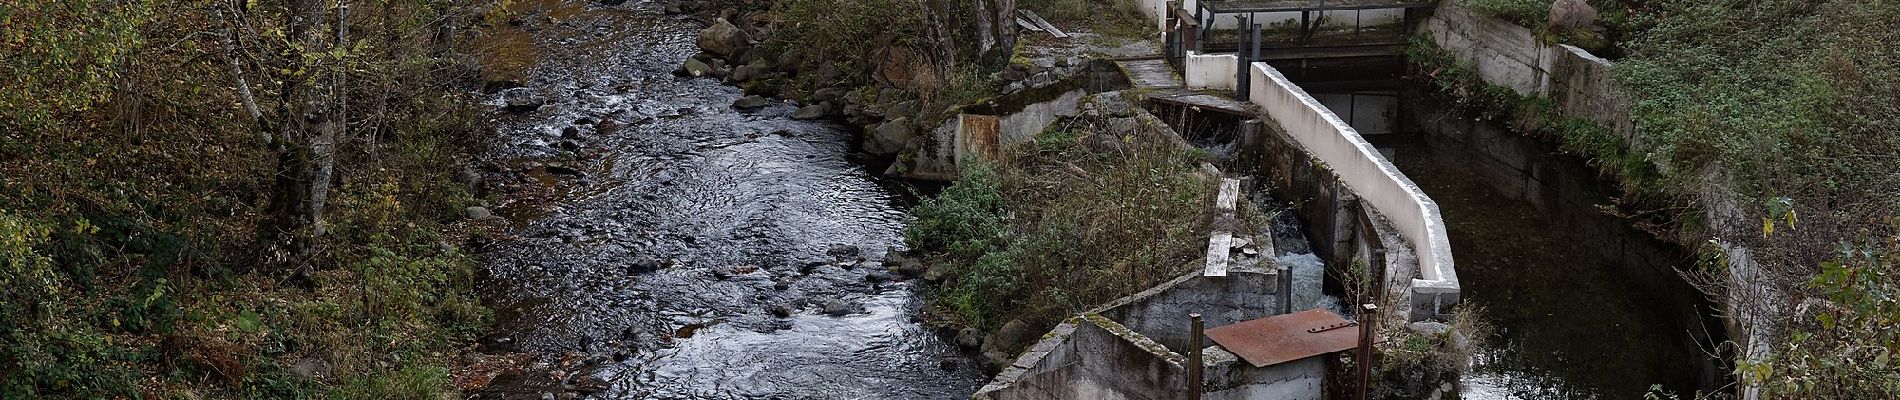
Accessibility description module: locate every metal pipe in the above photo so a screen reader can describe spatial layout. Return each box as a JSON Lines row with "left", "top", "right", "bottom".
{"left": 1189, "top": 313, "right": 1205, "bottom": 400}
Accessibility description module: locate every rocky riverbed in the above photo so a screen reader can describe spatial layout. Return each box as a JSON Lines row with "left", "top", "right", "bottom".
{"left": 465, "top": 1, "right": 984, "bottom": 398}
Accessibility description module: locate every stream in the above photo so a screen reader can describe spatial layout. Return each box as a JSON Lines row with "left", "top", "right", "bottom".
{"left": 474, "top": 1, "right": 984, "bottom": 398}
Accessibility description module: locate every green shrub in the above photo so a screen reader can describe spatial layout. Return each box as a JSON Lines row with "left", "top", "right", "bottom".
{"left": 1740, "top": 233, "right": 1900, "bottom": 399}
{"left": 1457, "top": 0, "right": 1551, "bottom": 27}
{"left": 908, "top": 120, "right": 1215, "bottom": 330}
{"left": 906, "top": 163, "right": 1011, "bottom": 261}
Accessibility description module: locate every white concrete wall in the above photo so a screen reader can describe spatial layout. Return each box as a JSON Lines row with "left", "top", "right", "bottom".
{"left": 1243, "top": 62, "right": 1459, "bottom": 318}
{"left": 1185, "top": 51, "right": 1237, "bottom": 89}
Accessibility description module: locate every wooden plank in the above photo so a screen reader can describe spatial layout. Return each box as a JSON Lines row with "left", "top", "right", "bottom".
{"left": 1017, "top": 10, "right": 1069, "bottom": 39}
{"left": 1016, "top": 17, "right": 1043, "bottom": 32}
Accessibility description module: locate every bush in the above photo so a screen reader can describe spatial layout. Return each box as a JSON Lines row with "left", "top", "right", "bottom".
{"left": 907, "top": 119, "right": 1215, "bottom": 330}
{"left": 1733, "top": 232, "right": 1900, "bottom": 399}
{"left": 1458, "top": 0, "right": 1552, "bottom": 27}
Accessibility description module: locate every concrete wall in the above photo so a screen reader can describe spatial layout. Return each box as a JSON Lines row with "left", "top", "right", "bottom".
{"left": 974, "top": 316, "right": 1188, "bottom": 400}
{"left": 1418, "top": 1, "right": 1555, "bottom": 95}
{"left": 1243, "top": 62, "right": 1459, "bottom": 320}
{"left": 1095, "top": 267, "right": 1280, "bottom": 353}
{"left": 997, "top": 89, "right": 1086, "bottom": 145}
{"left": 1421, "top": 2, "right": 1641, "bottom": 144}
{"left": 1203, "top": 347, "right": 1325, "bottom": 400}
{"left": 1185, "top": 51, "right": 1238, "bottom": 89}
{"left": 1172, "top": 52, "right": 1457, "bottom": 321}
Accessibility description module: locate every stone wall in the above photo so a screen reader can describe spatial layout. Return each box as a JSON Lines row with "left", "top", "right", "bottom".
{"left": 1095, "top": 267, "right": 1281, "bottom": 353}
{"left": 973, "top": 316, "right": 1188, "bottom": 400}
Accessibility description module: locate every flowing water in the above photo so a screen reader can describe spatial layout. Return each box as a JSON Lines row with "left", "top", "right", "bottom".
{"left": 476, "top": 1, "right": 984, "bottom": 398}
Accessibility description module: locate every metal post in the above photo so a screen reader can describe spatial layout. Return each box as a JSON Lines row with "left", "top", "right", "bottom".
{"left": 1356, "top": 304, "right": 1379, "bottom": 400}
{"left": 1189, "top": 313, "right": 1205, "bottom": 400}
{"left": 1235, "top": 15, "right": 1250, "bottom": 99}
{"left": 1278, "top": 264, "right": 1293, "bottom": 315}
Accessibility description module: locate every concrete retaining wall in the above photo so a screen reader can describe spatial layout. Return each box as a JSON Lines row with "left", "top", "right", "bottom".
{"left": 974, "top": 316, "right": 1188, "bottom": 400}
{"left": 1421, "top": 1, "right": 1639, "bottom": 143}
{"left": 1095, "top": 266, "right": 1280, "bottom": 353}
{"left": 1244, "top": 62, "right": 1459, "bottom": 320}
{"left": 1418, "top": 1, "right": 1554, "bottom": 95}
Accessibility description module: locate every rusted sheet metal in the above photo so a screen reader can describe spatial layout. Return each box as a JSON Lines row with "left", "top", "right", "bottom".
{"left": 958, "top": 114, "right": 1000, "bottom": 164}
{"left": 1204, "top": 309, "right": 1360, "bottom": 368}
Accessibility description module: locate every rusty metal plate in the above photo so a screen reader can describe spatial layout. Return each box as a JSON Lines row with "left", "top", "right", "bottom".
{"left": 958, "top": 114, "right": 1000, "bottom": 164}
{"left": 1204, "top": 309, "right": 1360, "bottom": 368}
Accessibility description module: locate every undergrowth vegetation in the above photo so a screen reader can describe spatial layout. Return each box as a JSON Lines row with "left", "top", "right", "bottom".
{"left": 2, "top": 1, "right": 493, "bottom": 398}
{"left": 904, "top": 120, "right": 1215, "bottom": 331}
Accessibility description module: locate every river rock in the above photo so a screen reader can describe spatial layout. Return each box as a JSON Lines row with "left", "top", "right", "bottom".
{"left": 696, "top": 18, "right": 751, "bottom": 58}
{"left": 886, "top": 250, "right": 925, "bottom": 277}
{"left": 1549, "top": 0, "right": 1598, "bottom": 31}
{"left": 826, "top": 243, "right": 861, "bottom": 258}
{"left": 465, "top": 206, "right": 493, "bottom": 220}
{"left": 982, "top": 350, "right": 1012, "bottom": 372}
{"left": 955, "top": 327, "right": 984, "bottom": 349}
{"left": 501, "top": 87, "right": 547, "bottom": 113}
{"left": 791, "top": 103, "right": 829, "bottom": 120}
{"left": 863, "top": 271, "right": 894, "bottom": 284}
{"left": 866, "top": 117, "right": 914, "bottom": 156}
{"left": 680, "top": 57, "right": 715, "bottom": 77}
{"left": 731, "top": 95, "right": 771, "bottom": 110}
{"left": 887, "top": 99, "right": 921, "bottom": 119}
{"left": 729, "top": 63, "right": 769, "bottom": 83}
{"left": 821, "top": 299, "right": 863, "bottom": 316}
{"left": 984, "top": 319, "right": 1039, "bottom": 355}
{"left": 629, "top": 255, "right": 663, "bottom": 273}
{"left": 923, "top": 264, "right": 950, "bottom": 282}
{"left": 711, "top": 264, "right": 759, "bottom": 279}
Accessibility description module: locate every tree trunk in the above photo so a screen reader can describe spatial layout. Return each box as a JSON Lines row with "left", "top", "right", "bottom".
{"left": 922, "top": 0, "right": 1018, "bottom": 72}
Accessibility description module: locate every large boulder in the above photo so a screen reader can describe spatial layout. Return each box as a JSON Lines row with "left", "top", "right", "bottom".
{"left": 866, "top": 117, "right": 914, "bottom": 156}
{"left": 728, "top": 63, "right": 769, "bottom": 83}
{"left": 1548, "top": 0, "right": 1599, "bottom": 32}
{"left": 791, "top": 103, "right": 830, "bottom": 120}
{"left": 695, "top": 18, "right": 751, "bottom": 58}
